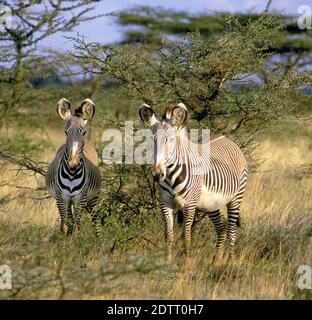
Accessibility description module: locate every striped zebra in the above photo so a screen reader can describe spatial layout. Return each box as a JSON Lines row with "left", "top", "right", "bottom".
{"left": 46, "top": 98, "right": 102, "bottom": 236}
{"left": 139, "top": 103, "right": 248, "bottom": 264}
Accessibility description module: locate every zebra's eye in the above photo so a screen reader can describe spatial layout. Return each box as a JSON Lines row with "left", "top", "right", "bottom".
{"left": 64, "top": 131, "right": 68, "bottom": 136}
{"left": 82, "top": 131, "right": 86, "bottom": 136}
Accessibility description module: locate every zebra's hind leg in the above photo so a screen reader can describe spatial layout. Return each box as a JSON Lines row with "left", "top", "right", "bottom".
{"left": 177, "top": 210, "right": 184, "bottom": 225}
{"left": 207, "top": 209, "right": 227, "bottom": 265}
{"left": 226, "top": 200, "right": 243, "bottom": 261}
{"left": 226, "top": 173, "right": 247, "bottom": 261}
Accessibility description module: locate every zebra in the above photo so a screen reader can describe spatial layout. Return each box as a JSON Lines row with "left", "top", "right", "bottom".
{"left": 139, "top": 102, "right": 248, "bottom": 264}
{"left": 46, "top": 98, "right": 102, "bottom": 236}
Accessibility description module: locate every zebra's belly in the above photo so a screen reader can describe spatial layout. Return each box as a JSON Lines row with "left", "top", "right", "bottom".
{"left": 196, "top": 186, "right": 233, "bottom": 212}
{"left": 173, "top": 195, "right": 186, "bottom": 210}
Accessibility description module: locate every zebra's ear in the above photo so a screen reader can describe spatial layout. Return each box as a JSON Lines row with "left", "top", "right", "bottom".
{"left": 57, "top": 98, "right": 71, "bottom": 120}
{"left": 139, "top": 103, "right": 159, "bottom": 126}
{"left": 171, "top": 103, "right": 188, "bottom": 126}
{"left": 75, "top": 98, "right": 95, "bottom": 120}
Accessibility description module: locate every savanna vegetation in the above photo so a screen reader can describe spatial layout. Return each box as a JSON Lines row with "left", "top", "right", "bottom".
{"left": 0, "top": 1, "right": 311, "bottom": 299}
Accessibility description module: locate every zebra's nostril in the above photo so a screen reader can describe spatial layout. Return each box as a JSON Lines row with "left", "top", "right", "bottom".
{"left": 153, "top": 174, "right": 160, "bottom": 182}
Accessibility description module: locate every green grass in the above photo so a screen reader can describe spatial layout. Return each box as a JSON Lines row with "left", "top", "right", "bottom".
{"left": 1, "top": 165, "right": 312, "bottom": 299}
{"left": 1, "top": 118, "right": 312, "bottom": 299}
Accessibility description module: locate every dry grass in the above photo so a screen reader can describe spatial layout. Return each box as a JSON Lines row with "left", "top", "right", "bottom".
{"left": 0, "top": 125, "right": 312, "bottom": 300}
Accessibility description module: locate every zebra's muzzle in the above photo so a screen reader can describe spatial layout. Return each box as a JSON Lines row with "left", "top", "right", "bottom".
{"left": 68, "top": 154, "right": 80, "bottom": 169}
{"left": 153, "top": 172, "right": 165, "bottom": 182}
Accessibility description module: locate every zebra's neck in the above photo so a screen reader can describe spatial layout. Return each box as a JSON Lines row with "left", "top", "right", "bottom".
{"left": 162, "top": 133, "right": 210, "bottom": 195}
{"left": 167, "top": 133, "right": 210, "bottom": 170}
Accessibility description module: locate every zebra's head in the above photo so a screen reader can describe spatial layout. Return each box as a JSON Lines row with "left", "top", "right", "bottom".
{"left": 57, "top": 98, "right": 95, "bottom": 170}
{"left": 139, "top": 103, "right": 188, "bottom": 182}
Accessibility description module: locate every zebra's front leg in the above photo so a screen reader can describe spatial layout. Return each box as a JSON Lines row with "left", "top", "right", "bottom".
{"left": 160, "top": 201, "right": 174, "bottom": 261}
{"left": 72, "top": 204, "right": 86, "bottom": 234}
{"left": 70, "top": 195, "right": 87, "bottom": 234}
{"left": 208, "top": 209, "right": 227, "bottom": 265}
{"left": 66, "top": 208, "right": 75, "bottom": 235}
{"left": 183, "top": 206, "right": 196, "bottom": 257}
{"left": 56, "top": 198, "right": 71, "bottom": 236}
{"left": 226, "top": 179, "right": 246, "bottom": 261}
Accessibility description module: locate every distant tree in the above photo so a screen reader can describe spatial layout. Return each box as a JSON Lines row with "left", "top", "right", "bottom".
{"left": 0, "top": 0, "right": 106, "bottom": 126}
{"left": 116, "top": 6, "right": 312, "bottom": 74}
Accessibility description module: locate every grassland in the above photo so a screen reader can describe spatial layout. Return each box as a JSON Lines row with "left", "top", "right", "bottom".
{"left": 0, "top": 120, "right": 311, "bottom": 300}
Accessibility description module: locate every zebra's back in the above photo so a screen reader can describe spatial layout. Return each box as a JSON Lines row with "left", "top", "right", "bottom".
{"left": 82, "top": 141, "right": 101, "bottom": 202}
{"left": 83, "top": 141, "right": 100, "bottom": 167}
{"left": 210, "top": 136, "right": 247, "bottom": 177}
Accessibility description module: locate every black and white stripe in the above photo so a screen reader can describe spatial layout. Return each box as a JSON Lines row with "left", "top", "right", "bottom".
{"left": 140, "top": 103, "right": 248, "bottom": 263}
{"left": 46, "top": 98, "right": 101, "bottom": 236}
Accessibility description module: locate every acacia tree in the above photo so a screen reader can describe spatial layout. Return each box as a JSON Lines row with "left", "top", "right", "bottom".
{"left": 68, "top": 11, "right": 312, "bottom": 221}
{"left": 73, "top": 14, "right": 311, "bottom": 157}
{"left": 0, "top": 0, "right": 106, "bottom": 125}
